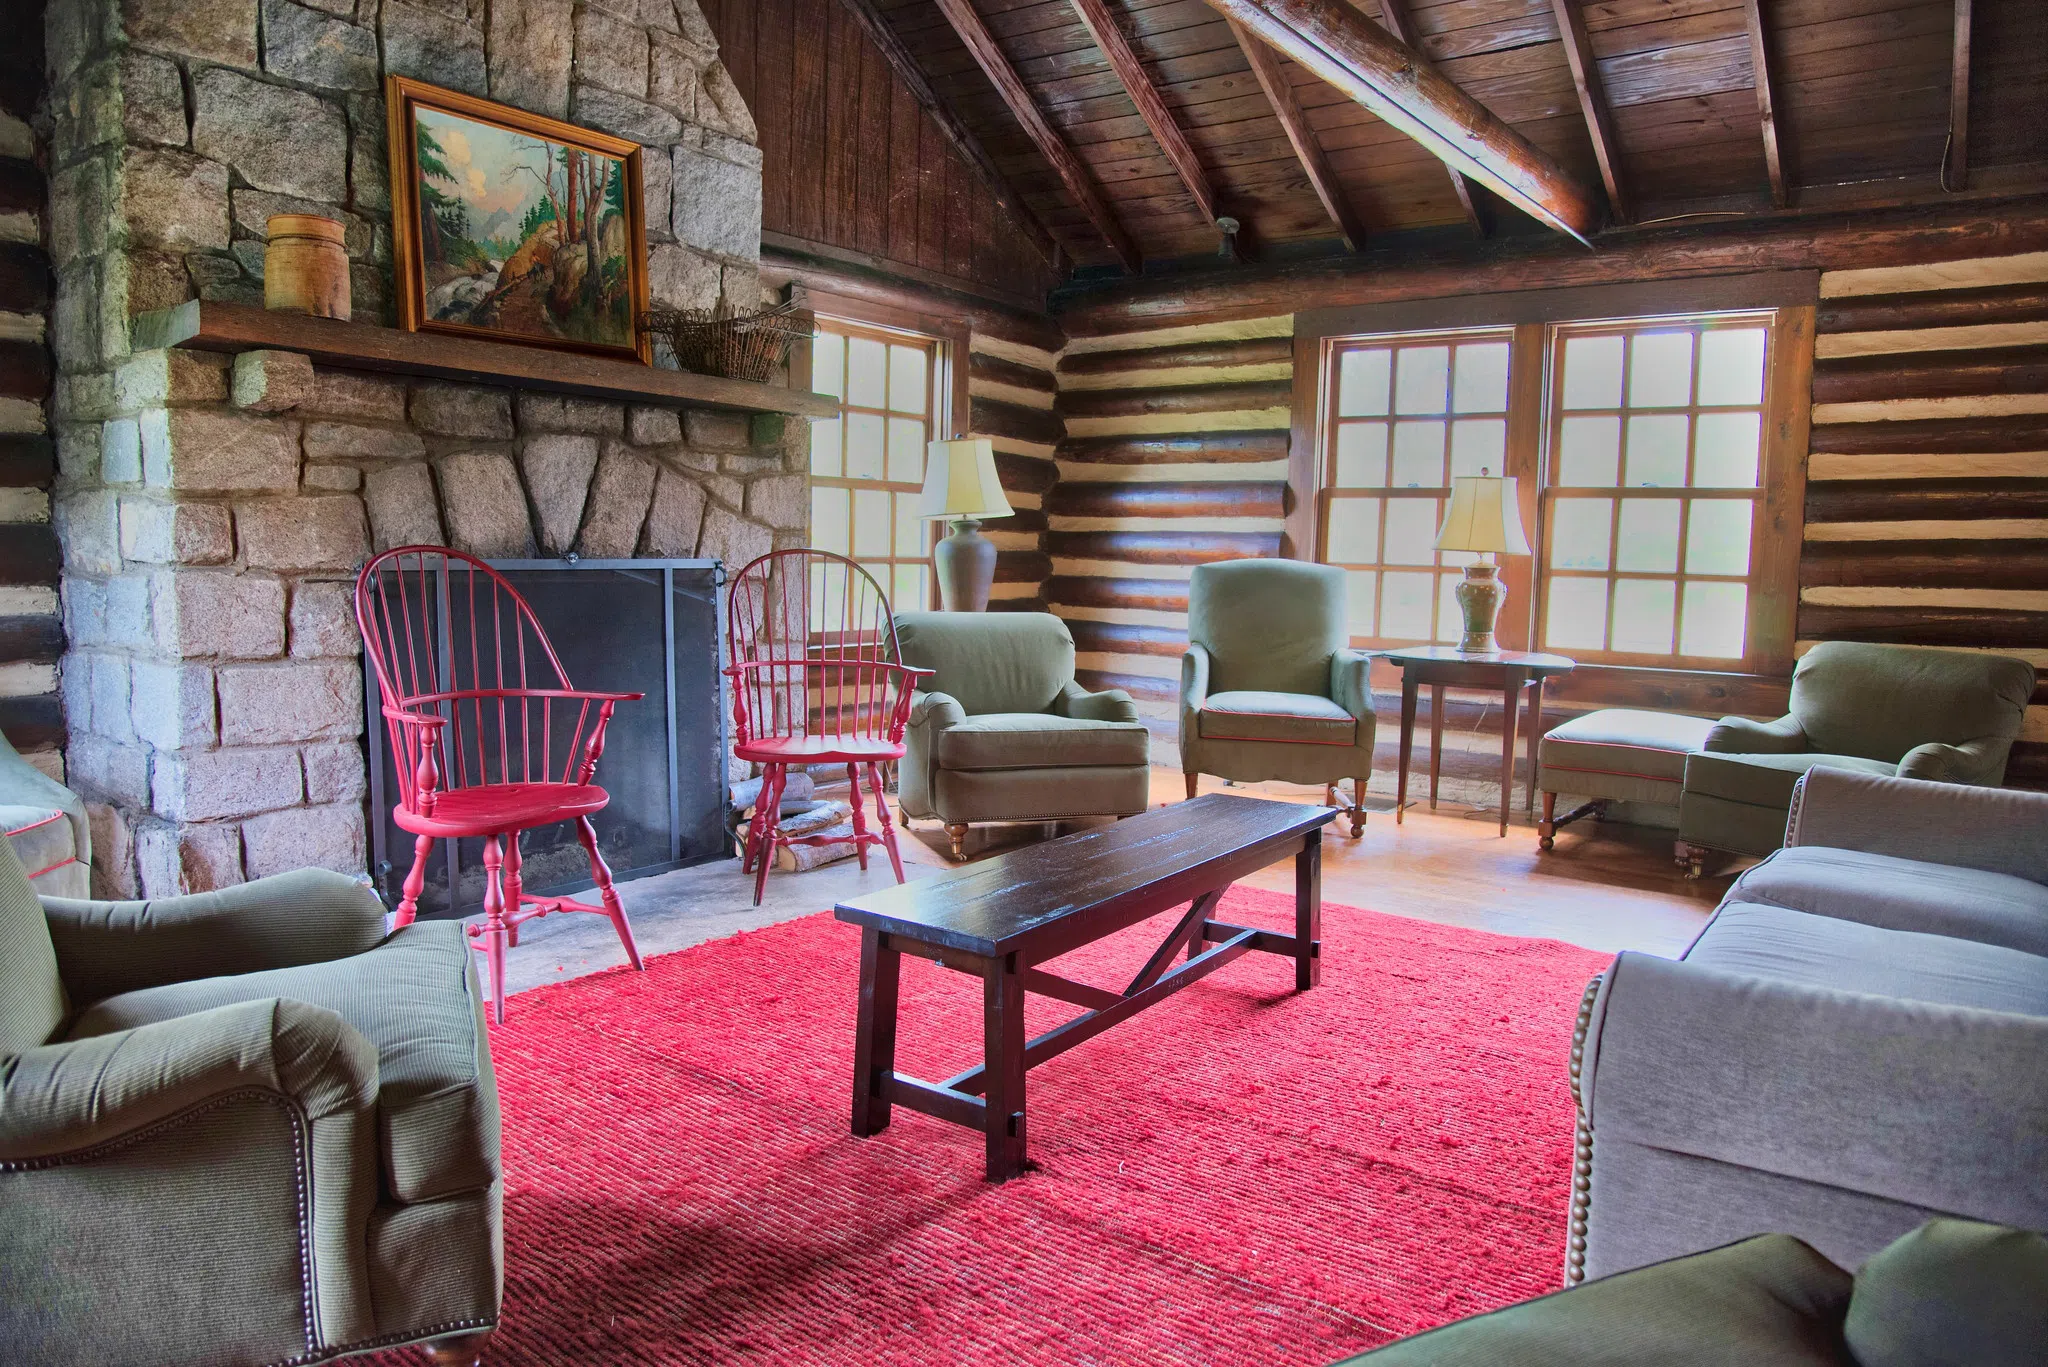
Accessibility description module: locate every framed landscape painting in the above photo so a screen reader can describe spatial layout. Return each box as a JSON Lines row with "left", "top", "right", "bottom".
{"left": 386, "top": 77, "right": 651, "bottom": 363}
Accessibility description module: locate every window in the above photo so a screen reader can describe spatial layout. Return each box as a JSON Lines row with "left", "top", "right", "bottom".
{"left": 809, "top": 320, "right": 940, "bottom": 613}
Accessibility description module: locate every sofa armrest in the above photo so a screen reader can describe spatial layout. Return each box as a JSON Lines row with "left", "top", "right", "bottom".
{"left": 1897, "top": 736, "right": 2008, "bottom": 786}
{"left": 1329, "top": 648, "right": 1376, "bottom": 722}
{"left": 1786, "top": 767, "right": 2048, "bottom": 884}
{"left": 1054, "top": 680, "right": 1138, "bottom": 724}
{"left": 1705, "top": 713, "right": 1808, "bottom": 754}
{"left": 41, "top": 868, "right": 389, "bottom": 1005}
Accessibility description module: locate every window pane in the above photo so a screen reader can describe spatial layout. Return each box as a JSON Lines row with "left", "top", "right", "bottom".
{"left": 1381, "top": 571, "right": 1435, "bottom": 639}
{"left": 1698, "top": 328, "right": 1766, "bottom": 405}
{"left": 1450, "top": 418, "right": 1507, "bottom": 480}
{"left": 1391, "top": 421, "right": 1446, "bottom": 487}
{"left": 812, "top": 485, "right": 850, "bottom": 555}
{"left": 845, "top": 412, "right": 885, "bottom": 480}
{"left": 1624, "top": 414, "right": 1688, "bottom": 487}
{"left": 1629, "top": 332, "right": 1694, "bottom": 407}
{"left": 1686, "top": 500, "right": 1753, "bottom": 576}
{"left": 1436, "top": 573, "right": 1463, "bottom": 644}
{"left": 1546, "top": 577, "right": 1609, "bottom": 651}
{"left": 851, "top": 488, "right": 891, "bottom": 557}
{"left": 1326, "top": 498, "right": 1382, "bottom": 564}
{"left": 1694, "top": 412, "right": 1761, "bottom": 487}
{"left": 1616, "top": 498, "right": 1681, "bottom": 573}
{"left": 886, "top": 416, "right": 925, "bottom": 483}
{"left": 1335, "top": 421, "right": 1388, "bottom": 487}
{"left": 1344, "top": 570, "right": 1376, "bottom": 636}
{"left": 895, "top": 496, "right": 923, "bottom": 561}
{"left": 1612, "top": 579, "right": 1677, "bottom": 655}
{"left": 1680, "top": 581, "right": 1748, "bottom": 658}
{"left": 1338, "top": 348, "right": 1391, "bottom": 417}
{"left": 888, "top": 344, "right": 928, "bottom": 414}
{"left": 1384, "top": 497, "right": 1440, "bottom": 564}
{"left": 1453, "top": 342, "right": 1510, "bottom": 413}
{"left": 1395, "top": 346, "right": 1450, "bottom": 414}
{"left": 810, "top": 416, "right": 842, "bottom": 476}
{"left": 1550, "top": 497, "right": 1613, "bottom": 571}
{"left": 847, "top": 337, "right": 886, "bottom": 407}
{"left": 812, "top": 332, "right": 845, "bottom": 399}
{"left": 1557, "top": 416, "right": 1621, "bottom": 486}
{"left": 893, "top": 563, "right": 927, "bottom": 612}
{"left": 1562, "top": 335, "right": 1624, "bottom": 409}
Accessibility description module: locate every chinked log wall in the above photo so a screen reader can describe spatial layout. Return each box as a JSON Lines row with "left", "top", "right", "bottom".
{"left": 1806, "top": 250, "right": 2048, "bottom": 789}
{"left": 965, "top": 332, "right": 1059, "bottom": 606}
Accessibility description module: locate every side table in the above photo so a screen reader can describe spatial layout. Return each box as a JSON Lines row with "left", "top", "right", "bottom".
{"left": 1383, "top": 647, "right": 1576, "bottom": 837}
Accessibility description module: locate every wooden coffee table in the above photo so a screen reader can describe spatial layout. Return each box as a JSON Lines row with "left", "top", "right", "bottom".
{"left": 834, "top": 794, "right": 1335, "bottom": 1181}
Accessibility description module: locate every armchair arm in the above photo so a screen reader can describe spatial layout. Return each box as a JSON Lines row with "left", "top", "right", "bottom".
{"left": 1179, "top": 643, "right": 1211, "bottom": 722}
{"left": 41, "top": 868, "right": 389, "bottom": 1005}
{"left": 909, "top": 689, "right": 966, "bottom": 732}
{"left": 1054, "top": 680, "right": 1139, "bottom": 724}
{"left": 1329, "top": 648, "right": 1376, "bottom": 723}
{"left": 1898, "top": 736, "right": 2009, "bottom": 786}
{"left": 1785, "top": 767, "right": 2048, "bottom": 884}
{"left": 1704, "top": 713, "right": 1808, "bottom": 754}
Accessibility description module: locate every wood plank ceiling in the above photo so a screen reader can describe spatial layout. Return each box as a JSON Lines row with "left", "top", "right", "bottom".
{"left": 867, "top": 0, "right": 2048, "bottom": 273}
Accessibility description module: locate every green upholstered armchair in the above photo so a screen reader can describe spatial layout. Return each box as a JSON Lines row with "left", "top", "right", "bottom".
{"left": 895, "top": 611, "right": 1152, "bottom": 860}
{"left": 0, "top": 840, "right": 502, "bottom": 1367}
{"left": 1180, "top": 559, "right": 1375, "bottom": 836}
{"left": 1677, "top": 640, "right": 2035, "bottom": 868}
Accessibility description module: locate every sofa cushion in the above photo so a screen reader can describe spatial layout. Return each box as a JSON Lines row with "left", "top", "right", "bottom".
{"left": 1198, "top": 691, "right": 1357, "bottom": 745}
{"left": 933, "top": 712, "right": 1151, "bottom": 771}
{"left": 1732, "top": 846, "right": 2048, "bottom": 958}
{"left": 1846, "top": 1219, "right": 2048, "bottom": 1367}
{"left": 1685, "top": 902, "right": 2048, "bottom": 1018}
{"left": 1540, "top": 708, "right": 1714, "bottom": 784}
{"left": 66, "top": 921, "right": 499, "bottom": 1205}
{"left": 0, "top": 803, "right": 81, "bottom": 896}
{"left": 1684, "top": 750, "right": 1896, "bottom": 809}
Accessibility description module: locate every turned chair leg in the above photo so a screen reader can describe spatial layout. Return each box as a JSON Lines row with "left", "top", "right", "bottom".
{"left": 1539, "top": 791, "right": 1558, "bottom": 850}
{"left": 945, "top": 823, "right": 970, "bottom": 861}
{"left": 1349, "top": 778, "right": 1366, "bottom": 837}
{"left": 478, "top": 835, "right": 508, "bottom": 1026}
{"left": 845, "top": 762, "right": 872, "bottom": 872}
{"left": 866, "top": 763, "right": 906, "bottom": 883}
{"left": 1184, "top": 771, "right": 1199, "bottom": 801}
{"left": 393, "top": 832, "right": 435, "bottom": 927}
{"left": 427, "top": 1329, "right": 493, "bottom": 1365}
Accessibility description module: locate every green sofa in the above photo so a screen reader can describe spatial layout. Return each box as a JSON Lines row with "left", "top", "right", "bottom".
{"left": 1180, "top": 559, "right": 1376, "bottom": 836}
{"left": 894, "top": 611, "right": 1152, "bottom": 859}
{"left": 1677, "top": 640, "right": 2034, "bottom": 868}
{"left": 0, "top": 839, "right": 502, "bottom": 1367}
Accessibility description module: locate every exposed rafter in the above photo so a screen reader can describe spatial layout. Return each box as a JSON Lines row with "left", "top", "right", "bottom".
{"left": 1227, "top": 20, "right": 1366, "bottom": 251}
{"left": 1948, "top": 0, "right": 1973, "bottom": 190}
{"left": 1067, "top": 0, "right": 1219, "bottom": 230}
{"left": 1375, "top": 0, "right": 1485, "bottom": 236}
{"left": 835, "top": 0, "right": 1062, "bottom": 267}
{"left": 1741, "top": 0, "right": 1790, "bottom": 208}
{"left": 932, "top": 0, "right": 1141, "bottom": 272}
{"left": 1546, "top": 0, "right": 1629, "bottom": 225}
{"left": 1203, "top": 0, "right": 1602, "bottom": 243}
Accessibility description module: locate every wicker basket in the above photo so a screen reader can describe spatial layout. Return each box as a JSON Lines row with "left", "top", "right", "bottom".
{"left": 640, "top": 299, "right": 813, "bottom": 383}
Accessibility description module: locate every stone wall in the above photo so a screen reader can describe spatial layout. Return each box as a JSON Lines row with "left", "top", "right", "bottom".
{"left": 44, "top": 0, "right": 795, "bottom": 897}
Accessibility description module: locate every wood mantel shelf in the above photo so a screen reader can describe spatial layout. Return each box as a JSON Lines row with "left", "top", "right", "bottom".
{"left": 131, "top": 300, "right": 839, "bottom": 419}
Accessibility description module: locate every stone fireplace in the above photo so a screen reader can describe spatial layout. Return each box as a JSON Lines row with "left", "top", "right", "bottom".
{"left": 45, "top": 0, "right": 801, "bottom": 898}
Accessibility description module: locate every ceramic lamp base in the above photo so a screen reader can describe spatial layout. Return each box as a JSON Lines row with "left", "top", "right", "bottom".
{"left": 933, "top": 518, "right": 995, "bottom": 611}
{"left": 1454, "top": 561, "right": 1506, "bottom": 654}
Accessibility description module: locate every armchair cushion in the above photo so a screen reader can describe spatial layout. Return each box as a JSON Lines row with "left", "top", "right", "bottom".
{"left": 1683, "top": 750, "right": 1895, "bottom": 810}
{"left": 1790, "top": 641, "right": 2034, "bottom": 766}
{"left": 1729, "top": 847, "right": 2048, "bottom": 958}
{"left": 1198, "top": 691, "right": 1357, "bottom": 746}
{"left": 67, "top": 920, "right": 498, "bottom": 1206}
{"left": 1845, "top": 1219, "right": 2048, "bottom": 1367}
{"left": 895, "top": 611, "right": 1075, "bottom": 716}
{"left": 933, "top": 713, "right": 1152, "bottom": 771}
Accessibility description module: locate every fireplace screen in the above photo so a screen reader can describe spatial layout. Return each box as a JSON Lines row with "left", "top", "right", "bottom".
{"left": 364, "top": 558, "right": 728, "bottom": 920}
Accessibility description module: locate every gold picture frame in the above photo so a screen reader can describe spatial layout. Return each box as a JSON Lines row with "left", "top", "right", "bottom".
{"left": 386, "top": 76, "right": 651, "bottom": 364}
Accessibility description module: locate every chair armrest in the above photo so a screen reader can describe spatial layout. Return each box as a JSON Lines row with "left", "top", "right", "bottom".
{"left": 1898, "top": 736, "right": 2008, "bottom": 786}
{"left": 908, "top": 690, "right": 966, "bottom": 733}
{"left": 0, "top": 997, "right": 377, "bottom": 1163}
{"left": 1179, "top": 643, "right": 1211, "bottom": 725}
{"left": 41, "top": 868, "right": 389, "bottom": 1005}
{"left": 1054, "top": 680, "right": 1138, "bottom": 724}
{"left": 1329, "top": 648, "right": 1376, "bottom": 722}
{"left": 1704, "top": 713, "right": 1808, "bottom": 754}
{"left": 1786, "top": 767, "right": 2048, "bottom": 884}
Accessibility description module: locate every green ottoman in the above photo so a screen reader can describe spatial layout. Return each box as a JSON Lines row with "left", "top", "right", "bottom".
{"left": 1537, "top": 709, "right": 1714, "bottom": 851}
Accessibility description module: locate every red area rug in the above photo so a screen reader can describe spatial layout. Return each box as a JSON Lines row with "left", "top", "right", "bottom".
{"left": 380, "top": 890, "right": 1607, "bottom": 1365}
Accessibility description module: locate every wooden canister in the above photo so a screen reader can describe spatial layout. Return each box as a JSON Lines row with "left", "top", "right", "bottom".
{"left": 263, "top": 214, "right": 350, "bottom": 320}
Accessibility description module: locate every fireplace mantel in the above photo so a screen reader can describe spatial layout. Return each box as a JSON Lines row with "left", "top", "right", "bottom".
{"left": 132, "top": 301, "right": 839, "bottom": 420}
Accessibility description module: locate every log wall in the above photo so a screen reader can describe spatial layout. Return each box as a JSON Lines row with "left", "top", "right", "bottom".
{"left": 968, "top": 331, "right": 1058, "bottom": 609}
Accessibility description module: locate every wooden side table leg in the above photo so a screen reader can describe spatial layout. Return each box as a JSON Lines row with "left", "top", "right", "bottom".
{"left": 1396, "top": 675, "right": 1418, "bottom": 825}
{"left": 1428, "top": 683, "right": 1445, "bottom": 810}
{"left": 1526, "top": 677, "right": 1545, "bottom": 815}
{"left": 851, "top": 928, "right": 900, "bottom": 1137}
{"left": 1497, "top": 671, "right": 1523, "bottom": 837}
{"left": 1295, "top": 829, "right": 1322, "bottom": 991}
{"left": 983, "top": 952, "right": 1028, "bottom": 1181}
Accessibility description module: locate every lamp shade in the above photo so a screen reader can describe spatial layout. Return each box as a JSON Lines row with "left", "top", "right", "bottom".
{"left": 918, "top": 438, "right": 1014, "bottom": 521}
{"left": 1434, "top": 474, "right": 1531, "bottom": 555}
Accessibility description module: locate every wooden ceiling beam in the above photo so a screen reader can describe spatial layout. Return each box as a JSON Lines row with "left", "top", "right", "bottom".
{"left": 836, "top": 0, "right": 1063, "bottom": 268}
{"left": 1546, "top": 0, "right": 1629, "bottom": 225}
{"left": 932, "top": 0, "right": 1142, "bottom": 272}
{"left": 1226, "top": 19, "right": 1366, "bottom": 251}
{"left": 1741, "top": 0, "right": 1790, "bottom": 209}
{"left": 1948, "top": 0, "right": 1972, "bottom": 191}
{"left": 1375, "top": 0, "right": 1485, "bottom": 237}
{"left": 1203, "top": 0, "right": 1601, "bottom": 243}
{"left": 1066, "top": 0, "right": 1218, "bottom": 230}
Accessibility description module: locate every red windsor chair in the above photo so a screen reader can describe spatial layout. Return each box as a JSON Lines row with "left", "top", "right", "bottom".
{"left": 355, "top": 546, "right": 646, "bottom": 1023}
{"left": 726, "top": 549, "right": 931, "bottom": 905}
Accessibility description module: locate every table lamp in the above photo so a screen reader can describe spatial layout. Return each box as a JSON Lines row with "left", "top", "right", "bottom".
{"left": 1433, "top": 468, "right": 1531, "bottom": 654}
{"left": 919, "top": 437, "right": 1014, "bottom": 611}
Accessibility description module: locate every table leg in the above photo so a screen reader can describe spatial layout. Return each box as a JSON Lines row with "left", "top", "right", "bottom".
{"left": 851, "top": 928, "right": 900, "bottom": 1137}
{"left": 1498, "top": 670, "right": 1523, "bottom": 837}
{"left": 1525, "top": 677, "right": 1545, "bottom": 815}
{"left": 1295, "top": 829, "right": 1322, "bottom": 991}
{"left": 983, "top": 953, "right": 1028, "bottom": 1181}
{"left": 1396, "top": 675, "right": 1419, "bottom": 825}
{"left": 1428, "top": 683, "right": 1445, "bottom": 810}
